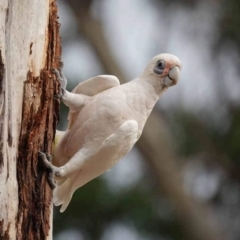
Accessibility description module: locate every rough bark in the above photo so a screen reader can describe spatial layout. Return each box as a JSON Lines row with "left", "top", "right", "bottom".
{"left": 0, "top": 0, "right": 61, "bottom": 239}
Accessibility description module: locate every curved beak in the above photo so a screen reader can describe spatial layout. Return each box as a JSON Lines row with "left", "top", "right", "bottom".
{"left": 163, "top": 66, "right": 180, "bottom": 87}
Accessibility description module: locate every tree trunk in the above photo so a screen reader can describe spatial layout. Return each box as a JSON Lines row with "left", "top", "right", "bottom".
{"left": 0, "top": 1, "right": 61, "bottom": 239}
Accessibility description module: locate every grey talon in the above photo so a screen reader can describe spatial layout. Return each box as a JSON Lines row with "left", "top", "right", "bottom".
{"left": 48, "top": 171, "right": 57, "bottom": 190}
{"left": 52, "top": 66, "right": 67, "bottom": 98}
{"left": 46, "top": 153, "right": 52, "bottom": 161}
{"left": 38, "top": 151, "right": 57, "bottom": 189}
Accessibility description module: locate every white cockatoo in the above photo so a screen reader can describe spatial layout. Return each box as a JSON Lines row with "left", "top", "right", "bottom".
{"left": 39, "top": 53, "right": 181, "bottom": 212}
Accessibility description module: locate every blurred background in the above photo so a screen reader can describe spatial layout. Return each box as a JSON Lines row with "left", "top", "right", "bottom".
{"left": 54, "top": 0, "right": 240, "bottom": 239}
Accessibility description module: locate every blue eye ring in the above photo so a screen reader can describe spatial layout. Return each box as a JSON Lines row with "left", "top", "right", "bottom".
{"left": 154, "top": 60, "right": 165, "bottom": 75}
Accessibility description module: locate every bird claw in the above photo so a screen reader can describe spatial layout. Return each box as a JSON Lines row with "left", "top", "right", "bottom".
{"left": 38, "top": 151, "right": 58, "bottom": 189}
{"left": 52, "top": 67, "right": 67, "bottom": 98}
{"left": 48, "top": 172, "right": 57, "bottom": 189}
{"left": 54, "top": 93, "right": 63, "bottom": 100}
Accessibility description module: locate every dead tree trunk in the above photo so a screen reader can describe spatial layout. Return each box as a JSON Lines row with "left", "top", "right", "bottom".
{"left": 0, "top": 1, "right": 61, "bottom": 239}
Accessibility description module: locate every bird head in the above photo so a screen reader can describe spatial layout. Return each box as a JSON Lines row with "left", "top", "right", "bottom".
{"left": 141, "top": 53, "right": 182, "bottom": 89}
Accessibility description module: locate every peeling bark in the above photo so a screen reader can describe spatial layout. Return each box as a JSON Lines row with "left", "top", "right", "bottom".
{"left": 0, "top": 50, "right": 4, "bottom": 94}
{"left": 0, "top": 1, "right": 61, "bottom": 239}
{"left": 0, "top": 50, "right": 5, "bottom": 170}
{"left": 0, "top": 220, "right": 10, "bottom": 240}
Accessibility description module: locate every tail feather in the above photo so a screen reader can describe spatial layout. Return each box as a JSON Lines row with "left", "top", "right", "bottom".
{"left": 52, "top": 130, "right": 65, "bottom": 153}
{"left": 53, "top": 178, "right": 73, "bottom": 211}
{"left": 55, "top": 175, "right": 68, "bottom": 186}
{"left": 60, "top": 193, "right": 73, "bottom": 213}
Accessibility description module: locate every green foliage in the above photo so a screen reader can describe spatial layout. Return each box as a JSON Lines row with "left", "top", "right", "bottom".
{"left": 218, "top": 0, "right": 240, "bottom": 52}
{"left": 53, "top": 177, "right": 184, "bottom": 239}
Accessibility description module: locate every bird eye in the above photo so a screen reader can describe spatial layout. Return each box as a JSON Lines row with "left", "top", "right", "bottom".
{"left": 153, "top": 60, "right": 165, "bottom": 75}
{"left": 157, "top": 60, "right": 164, "bottom": 69}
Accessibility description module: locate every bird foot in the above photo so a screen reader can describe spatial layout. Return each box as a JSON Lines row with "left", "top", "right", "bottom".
{"left": 38, "top": 151, "right": 63, "bottom": 189}
{"left": 52, "top": 67, "right": 67, "bottom": 98}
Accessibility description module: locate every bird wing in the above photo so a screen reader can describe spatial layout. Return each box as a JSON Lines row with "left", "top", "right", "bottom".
{"left": 67, "top": 75, "right": 120, "bottom": 130}
{"left": 53, "top": 120, "right": 139, "bottom": 212}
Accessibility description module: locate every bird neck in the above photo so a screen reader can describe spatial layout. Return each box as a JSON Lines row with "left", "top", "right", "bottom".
{"left": 130, "top": 77, "right": 164, "bottom": 116}
{"left": 136, "top": 75, "right": 167, "bottom": 98}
